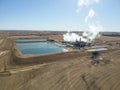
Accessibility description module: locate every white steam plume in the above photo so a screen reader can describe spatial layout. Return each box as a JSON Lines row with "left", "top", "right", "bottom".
{"left": 76, "top": 0, "right": 100, "bottom": 12}
{"left": 88, "top": 24, "right": 103, "bottom": 41}
{"left": 63, "top": 32, "right": 88, "bottom": 42}
{"left": 85, "top": 9, "right": 95, "bottom": 23}
{"left": 63, "top": 0, "right": 102, "bottom": 43}
{"left": 63, "top": 24, "right": 102, "bottom": 42}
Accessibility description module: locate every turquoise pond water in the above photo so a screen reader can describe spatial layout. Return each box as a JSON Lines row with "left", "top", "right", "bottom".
{"left": 16, "top": 40, "right": 67, "bottom": 54}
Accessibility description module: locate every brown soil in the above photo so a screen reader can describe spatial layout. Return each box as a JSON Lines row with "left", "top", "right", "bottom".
{"left": 0, "top": 36, "right": 120, "bottom": 90}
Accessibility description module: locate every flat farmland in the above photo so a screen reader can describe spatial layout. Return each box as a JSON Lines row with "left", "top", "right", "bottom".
{"left": 0, "top": 35, "right": 120, "bottom": 90}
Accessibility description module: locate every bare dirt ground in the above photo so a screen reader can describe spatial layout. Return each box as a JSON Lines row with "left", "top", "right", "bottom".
{"left": 0, "top": 49, "right": 120, "bottom": 90}
{"left": 0, "top": 39, "right": 4, "bottom": 44}
{"left": 0, "top": 39, "right": 13, "bottom": 71}
{"left": 0, "top": 35, "right": 120, "bottom": 90}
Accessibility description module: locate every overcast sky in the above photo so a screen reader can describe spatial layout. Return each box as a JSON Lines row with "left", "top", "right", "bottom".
{"left": 0, "top": 0, "right": 120, "bottom": 32}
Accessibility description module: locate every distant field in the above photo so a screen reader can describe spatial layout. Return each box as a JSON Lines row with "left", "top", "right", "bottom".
{"left": 8, "top": 34, "right": 120, "bottom": 42}
{"left": 96, "top": 36, "right": 120, "bottom": 42}
{"left": 8, "top": 35, "right": 63, "bottom": 41}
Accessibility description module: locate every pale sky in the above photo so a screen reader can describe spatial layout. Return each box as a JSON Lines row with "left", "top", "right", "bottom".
{"left": 0, "top": 0, "right": 120, "bottom": 32}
